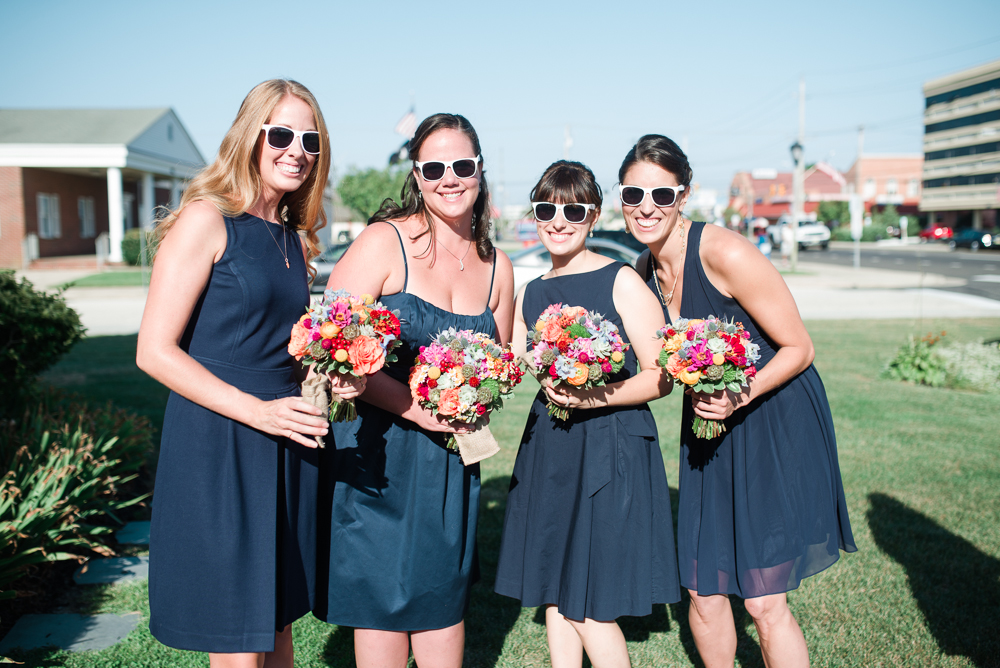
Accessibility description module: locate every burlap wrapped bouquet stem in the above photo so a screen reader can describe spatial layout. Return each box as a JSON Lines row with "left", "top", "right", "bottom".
{"left": 453, "top": 420, "right": 500, "bottom": 466}
{"left": 300, "top": 373, "right": 330, "bottom": 448}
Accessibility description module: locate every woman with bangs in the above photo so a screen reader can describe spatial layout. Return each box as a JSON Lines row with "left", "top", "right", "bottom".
{"left": 620, "top": 135, "right": 855, "bottom": 668}
{"left": 315, "top": 113, "right": 515, "bottom": 668}
{"left": 494, "top": 160, "right": 680, "bottom": 668}
{"left": 137, "top": 79, "right": 346, "bottom": 667}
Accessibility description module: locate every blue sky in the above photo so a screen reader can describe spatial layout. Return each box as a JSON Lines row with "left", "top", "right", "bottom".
{"left": 2, "top": 0, "right": 999, "bottom": 208}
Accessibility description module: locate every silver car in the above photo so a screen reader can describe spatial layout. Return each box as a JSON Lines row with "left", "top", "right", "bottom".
{"left": 510, "top": 239, "right": 640, "bottom": 292}
{"left": 309, "top": 242, "right": 352, "bottom": 293}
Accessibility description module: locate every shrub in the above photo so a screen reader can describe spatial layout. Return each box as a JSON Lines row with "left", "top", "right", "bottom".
{"left": 0, "top": 272, "right": 85, "bottom": 417}
{"left": 937, "top": 340, "right": 1000, "bottom": 393}
{"left": 831, "top": 224, "right": 888, "bottom": 242}
{"left": 121, "top": 228, "right": 153, "bottom": 266}
{"left": 882, "top": 332, "right": 949, "bottom": 387}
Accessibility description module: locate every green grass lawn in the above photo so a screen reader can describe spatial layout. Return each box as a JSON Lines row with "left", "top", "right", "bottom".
{"left": 14, "top": 318, "right": 1000, "bottom": 667}
{"left": 61, "top": 270, "right": 148, "bottom": 288}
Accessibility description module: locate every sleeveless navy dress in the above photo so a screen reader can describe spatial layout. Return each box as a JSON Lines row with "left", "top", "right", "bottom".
{"left": 494, "top": 262, "right": 681, "bottom": 622}
{"left": 316, "top": 226, "right": 497, "bottom": 631}
{"left": 149, "top": 213, "right": 317, "bottom": 652}
{"left": 642, "top": 221, "right": 856, "bottom": 599}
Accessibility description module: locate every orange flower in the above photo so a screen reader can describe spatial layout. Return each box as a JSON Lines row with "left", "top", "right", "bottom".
{"left": 288, "top": 323, "right": 311, "bottom": 360}
{"left": 566, "top": 362, "right": 590, "bottom": 386}
{"left": 678, "top": 368, "right": 702, "bottom": 385}
{"left": 320, "top": 321, "right": 341, "bottom": 339}
{"left": 437, "top": 388, "right": 462, "bottom": 416}
{"left": 541, "top": 320, "right": 564, "bottom": 342}
{"left": 712, "top": 353, "right": 725, "bottom": 366}
{"left": 565, "top": 306, "right": 587, "bottom": 318}
{"left": 663, "top": 334, "right": 684, "bottom": 353}
{"left": 665, "top": 354, "right": 687, "bottom": 377}
{"left": 348, "top": 335, "right": 386, "bottom": 375}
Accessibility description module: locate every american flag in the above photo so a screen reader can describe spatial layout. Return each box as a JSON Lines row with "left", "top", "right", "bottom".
{"left": 394, "top": 110, "right": 417, "bottom": 139}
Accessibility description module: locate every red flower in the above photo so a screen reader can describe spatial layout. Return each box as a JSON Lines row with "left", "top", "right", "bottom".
{"left": 475, "top": 403, "right": 487, "bottom": 416}
{"left": 469, "top": 377, "right": 480, "bottom": 387}
{"left": 312, "top": 332, "right": 322, "bottom": 341}
{"left": 428, "top": 378, "right": 438, "bottom": 389}
{"left": 549, "top": 364, "right": 559, "bottom": 377}
{"left": 686, "top": 330, "right": 695, "bottom": 341}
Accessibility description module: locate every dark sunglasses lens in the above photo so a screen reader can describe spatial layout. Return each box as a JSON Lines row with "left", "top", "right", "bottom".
{"left": 266, "top": 127, "right": 294, "bottom": 149}
{"left": 621, "top": 187, "right": 645, "bottom": 206}
{"left": 535, "top": 203, "right": 556, "bottom": 221}
{"left": 564, "top": 205, "right": 587, "bottom": 222}
{"left": 453, "top": 159, "right": 477, "bottom": 178}
{"left": 421, "top": 162, "right": 446, "bottom": 180}
{"left": 651, "top": 188, "right": 677, "bottom": 206}
{"left": 302, "top": 132, "right": 320, "bottom": 154}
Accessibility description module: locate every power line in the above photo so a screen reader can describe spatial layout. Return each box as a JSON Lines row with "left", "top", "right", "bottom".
{"left": 811, "top": 34, "right": 1000, "bottom": 76}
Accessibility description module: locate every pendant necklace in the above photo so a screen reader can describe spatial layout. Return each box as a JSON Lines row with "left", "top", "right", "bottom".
{"left": 438, "top": 238, "right": 473, "bottom": 271}
{"left": 653, "top": 218, "right": 686, "bottom": 310}
{"left": 259, "top": 214, "right": 289, "bottom": 269}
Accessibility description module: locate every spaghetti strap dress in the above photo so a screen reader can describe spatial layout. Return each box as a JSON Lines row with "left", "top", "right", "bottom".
{"left": 316, "top": 225, "right": 498, "bottom": 631}
{"left": 494, "top": 262, "right": 680, "bottom": 622}
{"left": 642, "top": 220, "right": 856, "bottom": 599}
{"left": 148, "top": 213, "right": 317, "bottom": 653}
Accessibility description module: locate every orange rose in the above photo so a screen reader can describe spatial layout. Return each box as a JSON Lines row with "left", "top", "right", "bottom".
{"left": 288, "top": 323, "right": 311, "bottom": 360}
{"left": 541, "top": 320, "right": 564, "bottom": 342}
{"left": 566, "top": 306, "right": 587, "bottom": 318}
{"left": 437, "top": 388, "right": 462, "bottom": 417}
{"left": 347, "top": 335, "right": 386, "bottom": 375}
{"left": 678, "top": 368, "right": 702, "bottom": 385}
{"left": 663, "top": 334, "right": 684, "bottom": 353}
{"left": 320, "top": 321, "right": 341, "bottom": 339}
{"left": 665, "top": 354, "right": 687, "bottom": 377}
{"left": 566, "top": 362, "right": 590, "bottom": 386}
{"left": 408, "top": 367, "right": 424, "bottom": 393}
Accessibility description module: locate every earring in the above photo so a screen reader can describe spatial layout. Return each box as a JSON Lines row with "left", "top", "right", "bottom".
{"left": 589, "top": 228, "right": 594, "bottom": 238}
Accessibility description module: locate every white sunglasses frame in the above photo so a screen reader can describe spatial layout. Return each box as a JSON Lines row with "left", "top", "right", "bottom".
{"left": 618, "top": 184, "right": 686, "bottom": 208}
{"left": 531, "top": 202, "right": 597, "bottom": 224}
{"left": 413, "top": 155, "right": 482, "bottom": 181}
{"left": 261, "top": 124, "right": 321, "bottom": 155}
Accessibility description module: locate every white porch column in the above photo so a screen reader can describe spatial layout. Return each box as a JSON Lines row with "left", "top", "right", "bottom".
{"left": 141, "top": 172, "right": 155, "bottom": 230}
{"left": 170, "top": 178, "right": 183, "bottom": 209}
{"left": 107, "top": 167, "right": 124, "bottom": 263}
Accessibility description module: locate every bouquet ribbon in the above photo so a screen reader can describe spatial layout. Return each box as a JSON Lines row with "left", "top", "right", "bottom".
{"left": 453, "top": 420, "right": 500, "bottom": 466}
{"left": 300, "top": 374, "right": 330, "bottom": 449}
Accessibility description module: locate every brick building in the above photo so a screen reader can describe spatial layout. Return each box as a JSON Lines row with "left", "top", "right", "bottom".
{"left": 0, "top": 108, "right": 204, "bottom": 269}
{"left": 728, "top": 163, "right": 846, "bottom": 223}
{"left": 843, "top": 154, "right": 923, "bottom": 216}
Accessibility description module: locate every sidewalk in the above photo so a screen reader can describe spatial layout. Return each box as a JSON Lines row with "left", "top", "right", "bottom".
{"left": 15, "top": 261, "right": 1000, "bottom": 338}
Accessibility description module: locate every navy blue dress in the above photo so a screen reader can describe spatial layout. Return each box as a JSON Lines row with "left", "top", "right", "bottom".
{"left": 316, "top": 226, "right": 497, "bottom": 631}
{"left": 642, "top": 221, "right": 856, "bottom": 599}
{"left": 494, "top": 262, "right": 681, "bottom": 622}
{"left": 148, "top": 213, "right": 316, "bottom": 653}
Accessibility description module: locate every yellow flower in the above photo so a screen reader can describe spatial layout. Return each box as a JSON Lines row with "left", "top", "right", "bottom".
{"left": 712, "top": 352, "right": 725, "bottom": 366}
{"left": 611, "top": 351, "right": 624, "bottom": 364}
{"left": 664, "top": 334, "right": 684, "bottom": 353}
{"left": 361, "top": 293, "right": 375, "bottom": 305}
{"left": 334, "top": 348, "right": 349, "bottom": 363}
{"left": 427, "top": 366, "right": 441, "bottom": 380}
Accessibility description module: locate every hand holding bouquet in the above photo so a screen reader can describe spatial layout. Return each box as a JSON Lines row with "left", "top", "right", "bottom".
{"left": 656, "top": 316, "right": 760, "bottom": 439}
{"left": 409, "top": 328, "right": 523, "bottom": 465}
{"left": 289, "top": 289, "right": 402, "bottom": 423}
{"left": 527, "top": 303, "right": 629, "bottom": 420}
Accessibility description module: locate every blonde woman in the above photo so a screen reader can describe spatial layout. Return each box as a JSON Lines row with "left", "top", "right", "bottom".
{"left": 137, "top": 79, "right": 345, "bottom": 668}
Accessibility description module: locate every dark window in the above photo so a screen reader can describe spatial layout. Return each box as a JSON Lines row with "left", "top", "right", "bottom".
{"left": 925, "top": 77, "right": 1000, "bottom": 108}
{"left": 925, "top": 109, "right": 1000, "bottom": 134}
{"left": 925, "top": 141, "right": 1000, "bottom": 161}
{"left": 923, "top": 172, "right": 1000, "bottom": 188}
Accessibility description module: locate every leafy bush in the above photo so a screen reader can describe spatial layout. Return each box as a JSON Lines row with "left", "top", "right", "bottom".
{"left": 882, "top": 332, "right": 949, "bottom": 387}
{"left": 937, "top": 340, "right": 1000, "bottom": 393}
{"left": 121, "top": 228, "right": 153, "bottom": 266}
{"left": 0, "top": 395, "right": 154, "bottom": 599}
{"left": 0, "top": 272, "right": 86, "bottom": 417}
{"left": 831, "top": 224, "right": 888, "bottom": 242}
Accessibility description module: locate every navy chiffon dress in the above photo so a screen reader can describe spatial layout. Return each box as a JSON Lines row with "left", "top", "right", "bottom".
{"left": 149, "top": 213, "right": 317, "bottom": 652}
{"left": 494, "top": 262, "right": 681, "bottom": 622}
{"left": 316, "top": 225, "right": 497, "bottom": 631}
{"left": 641, "top": 221, "right": 856, "bottom": 599}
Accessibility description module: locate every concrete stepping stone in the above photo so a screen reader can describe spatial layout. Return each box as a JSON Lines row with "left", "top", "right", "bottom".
{"left": 0, "top": 612, "right": 140, "bottom": 652}
{"left": 73, "top": 556, "right": 148, "bottom": 585}
{"left": 115, "top": 521, "right": 150, "bottom": 545}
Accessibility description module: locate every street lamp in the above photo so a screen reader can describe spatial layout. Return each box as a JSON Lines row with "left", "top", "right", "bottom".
{"left": 789, "top": 140, "right": 804, "bottom": 272}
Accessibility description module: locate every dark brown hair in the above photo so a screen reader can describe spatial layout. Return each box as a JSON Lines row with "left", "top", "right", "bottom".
{"left": 618, "top": 134, "right": 692, "bottom": 188}
{"left": 370, "top": 113, "right": 493, "bottom": 260}
{"left": 529, "top": 160, "right": 602, "bottom": 215}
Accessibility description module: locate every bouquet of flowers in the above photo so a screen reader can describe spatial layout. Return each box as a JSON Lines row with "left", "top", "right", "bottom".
{"left": 289, "top": 289, "right": 402, "bottom": 425}
{"left": 656, "top": 316, "right": 761, "bottom": 439}
{"left": 408, "top": 328, "right": 523, "bottom": 465}
{"left": 526, "top": 303, "right": 629, "bottom": 420}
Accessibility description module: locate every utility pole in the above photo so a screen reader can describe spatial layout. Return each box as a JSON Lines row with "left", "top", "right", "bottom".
{"left": 790, "top": 77, "right": 805, "bottom": 273}
{"left": 853, "top": 125, "right": 865, "bottom": 269}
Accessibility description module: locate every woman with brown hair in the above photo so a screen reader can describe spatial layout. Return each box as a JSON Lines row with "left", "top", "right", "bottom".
{"left": 137, "top": 79, "right": 343, "bottom": 668}
{"left": 316, "top": 113, "right": 514, "bottom": 668}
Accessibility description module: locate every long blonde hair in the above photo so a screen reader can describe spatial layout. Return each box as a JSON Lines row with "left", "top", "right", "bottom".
{"left": 154, "top": 79, "right": 330, "bottom": 269}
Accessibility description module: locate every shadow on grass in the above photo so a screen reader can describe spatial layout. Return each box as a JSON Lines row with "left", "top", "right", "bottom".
{"left": 868, "top": 493, "right": 1000, "bottom": 667}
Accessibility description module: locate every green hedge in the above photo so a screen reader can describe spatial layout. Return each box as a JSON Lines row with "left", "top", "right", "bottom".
{"left": 0, "top": 271, "right": 85, "bottom": 417}
{"left": 121, "top": 228, "right": 153, "bottom": 266}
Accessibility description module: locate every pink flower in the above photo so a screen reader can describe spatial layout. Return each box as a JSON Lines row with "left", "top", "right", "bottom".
{"left": 549, "top": 365, "right": 559, "bottom": 377}
{"left": 321, "top": 338, "right": 333, "bottom": 350}
{"left": 303, "top": 318, "right": 313, "bottom": 329}
{"left": 475, "top": 403, "right": 487, "bottom": 416}
{"left": 601, "top": 362, "right": 612, "bottom": 373}
{"left": 330, "top": 301, "right": 352, "bottom": 327}
{"left": 312, "top": 332, "right": 322, "bottom": 341}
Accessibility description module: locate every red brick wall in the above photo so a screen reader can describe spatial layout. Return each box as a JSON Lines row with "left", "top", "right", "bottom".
{"left": 0, "top": 167, "right": 25, "bottom": 269}
{"left": 21, "top": 168, "right": 110, "bottom": 257}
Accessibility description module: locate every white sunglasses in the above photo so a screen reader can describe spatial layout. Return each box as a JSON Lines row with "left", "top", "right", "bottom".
{"left": 261, "top": 124, "right": 321, "bottom": 155}
{"left": 531, "top": 202, "right": 596, "bottom": 223}
{"left": 413, "top": 155, "right": 482, "bottom": 181}
{"left": 618, "top": 184, "right": 685, "bottom": 207}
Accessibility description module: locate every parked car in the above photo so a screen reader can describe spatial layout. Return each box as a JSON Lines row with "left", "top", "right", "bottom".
{"left": 919, "top": 224, "right": 954, "bottom": 242}
{"left": 590, "top": 229, "right": 647, "bottom": 253}
{"left": 309, "top": 242, "right": 352, "bottom": 293}
{"left": 510, "top": 239, "right": 640, "bottom": 291}
{"left": 767, "top": 216, "right": 830, "bottom": 250}
{"left": 948, "top": 228, "right": 994, "bottom": 251}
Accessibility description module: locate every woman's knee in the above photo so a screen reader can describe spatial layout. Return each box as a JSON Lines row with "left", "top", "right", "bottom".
{"left": 688, "top": 590, "right": 730, "bottom": 619}
{"left": 742, "top": 593, "right": 788, "bottom": 625}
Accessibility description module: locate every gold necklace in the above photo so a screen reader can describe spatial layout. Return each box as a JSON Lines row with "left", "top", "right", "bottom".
{"left": 653, "top": 219, "right": 686, "bottom": 309}
{"left": 259, "top": 214, "right": 289, "bottom": 269}
{"left": 438, "top": 237, "right": 473, "bottom": 271}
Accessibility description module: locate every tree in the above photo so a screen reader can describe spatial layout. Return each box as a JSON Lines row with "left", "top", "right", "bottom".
{"left": 817, "top": 201, "right": 850, "bottom": 225}
{"left": 337, "top": 167, "right": 409, "bottom": 222}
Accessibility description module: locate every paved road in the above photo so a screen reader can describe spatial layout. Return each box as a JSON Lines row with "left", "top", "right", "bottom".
{"left": 799, "top": 242, "right": 1000, "bottom": 301}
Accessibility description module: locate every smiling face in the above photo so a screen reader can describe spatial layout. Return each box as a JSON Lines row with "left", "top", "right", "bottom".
{"left": 535, "top": 198, "right": 597, "bottom": 261}
{"left": 621, "top": 161, "right": 689, "bottom": 245}
{"left": 414, "top": 128, "right": 481, "bottom": 225}
{"left": 257, "top": 95, "right": 317, "bottom": 200}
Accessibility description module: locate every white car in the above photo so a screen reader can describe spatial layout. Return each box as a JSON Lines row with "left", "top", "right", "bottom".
{"left": 768, "top": 216, "right": 830, "bottom": 251}
{"left": 510, "top": 239, "right": 640, "bottom": 292}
